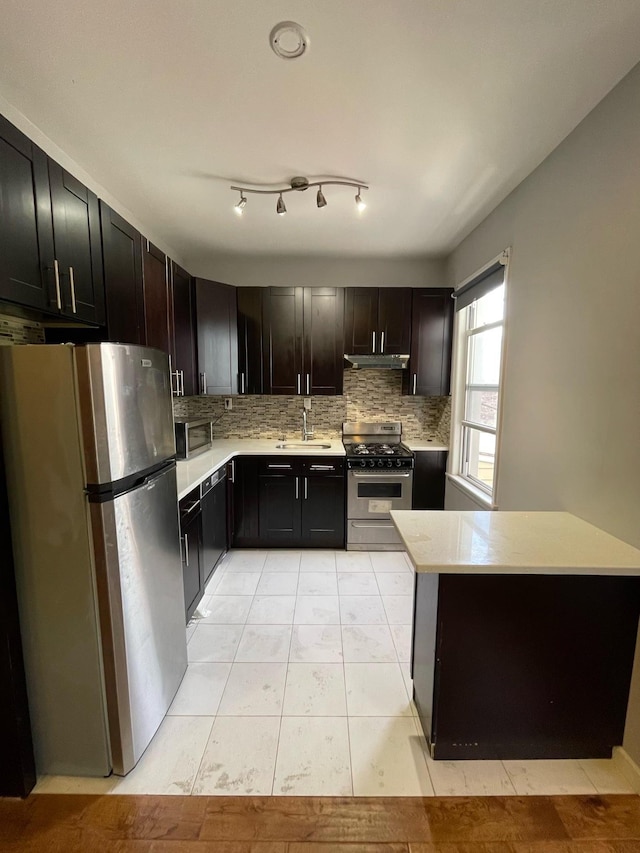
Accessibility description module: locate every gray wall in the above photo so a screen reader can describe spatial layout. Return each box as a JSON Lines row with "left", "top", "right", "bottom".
{"left": 189, "top": 253, "right": 446, "bottom": 289}
{"left": 447, "top": 62, "right": 640, "bottom": 762}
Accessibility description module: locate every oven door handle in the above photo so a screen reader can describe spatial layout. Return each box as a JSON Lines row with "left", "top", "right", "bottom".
{"left": 350, "top": 521, "right": 396, "bottom": 528}
{"left": 351, "top": 472, "right": 412, "bottom": 479}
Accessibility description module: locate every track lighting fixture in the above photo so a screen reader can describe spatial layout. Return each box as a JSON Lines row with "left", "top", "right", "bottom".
{"left": 230, "top": 176, "right": 368, "bottom": 216}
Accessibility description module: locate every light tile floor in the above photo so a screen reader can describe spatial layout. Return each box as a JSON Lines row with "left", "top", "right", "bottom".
{"left": 34, "top": 549, "right": 636, "bottom": 797}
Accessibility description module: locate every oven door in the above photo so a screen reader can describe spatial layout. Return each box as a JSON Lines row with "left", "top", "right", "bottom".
{"left": 347, "top": 470, "right": 413, "bottom": 519}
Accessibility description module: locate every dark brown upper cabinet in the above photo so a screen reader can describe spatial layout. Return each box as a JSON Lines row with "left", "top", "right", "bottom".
{"left": 142, "top": 241, "right": 171, "bottom": 354}
{"left": 0, "top": 116, "right": 55, "bottom": 313}
{"left": 48, "top": 162, "right": 104, "bottom": 324}
{"left": 100, "top": 202, "right": 145, "bottom": 345}
{"left": 171, "top": 262, "right": 197, "bottom": 396}
{"left": 195, "top": 279, "right": 238, "bottom": 395}
{"left": 344, "top": 287, "right": 411, "bottom": 355}
{"left": 263, "top": 287, "right": 344, "bottom": 396}
{"left": 237, "top": 287, "right": 264, "bottom": 395}
{"left": 403, "top": 288, "right": 454, "bottom": 397}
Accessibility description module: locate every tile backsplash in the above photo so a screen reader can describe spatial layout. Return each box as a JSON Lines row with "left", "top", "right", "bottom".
{"left": 0, "top": 313, "right": 45, "bottom": 345}
{"left": 173, "top": 369, "right": 450, "bottom": 443}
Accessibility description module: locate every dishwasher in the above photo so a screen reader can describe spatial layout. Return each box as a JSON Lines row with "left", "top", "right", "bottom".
{"left": 200, "top": 465, "right": 228, "bottom": 587}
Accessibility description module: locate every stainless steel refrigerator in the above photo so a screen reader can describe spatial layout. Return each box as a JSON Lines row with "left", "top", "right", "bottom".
{"left": 0, "top": 343, "right": 187, "bottom": 777}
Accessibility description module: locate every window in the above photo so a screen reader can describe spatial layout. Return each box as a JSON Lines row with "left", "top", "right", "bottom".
{"left": 451, "top": 255, "right": 507, "bottom": 500}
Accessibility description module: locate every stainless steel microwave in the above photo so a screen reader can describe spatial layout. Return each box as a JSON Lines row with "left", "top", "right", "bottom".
{"left": 174, "top": 417, "right": 213, "bottom": 460}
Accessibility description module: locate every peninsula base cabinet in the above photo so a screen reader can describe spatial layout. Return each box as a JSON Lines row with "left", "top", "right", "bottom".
{"left": 412, "top": 451, "right": 448, "bottom": 510}
{"left": 230, "top": 456, "right": 345, "bottom": 549}
{"left": 412, "top": 572, "right": 640, "bottom": 760}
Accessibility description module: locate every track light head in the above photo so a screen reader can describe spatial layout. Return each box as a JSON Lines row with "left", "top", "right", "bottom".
{"left": 355, "top": 189, "right": 366, "bottom": 212}
{"left": 234, "top": 193, "right": 247, "bottom": 215}
{"left": 316, "top": 186, "right": 327, "bottom": 208}
{"left": 276, "top": 193, "right": 287, "bottom": 215}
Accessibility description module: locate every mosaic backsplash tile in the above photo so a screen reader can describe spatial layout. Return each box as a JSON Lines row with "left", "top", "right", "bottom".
{"left": 0, "top": 313, "right": 45, "bottom": 345}
{"left": 173, "top": 369, "right": 451, "bottom": 444}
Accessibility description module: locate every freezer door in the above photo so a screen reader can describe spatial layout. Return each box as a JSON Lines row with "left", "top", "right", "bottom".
{"left": 76, "top": 343, "right": 175, "bottom": 486}
{"left": 90, "top": 463, "right": 187, "bottom": 775}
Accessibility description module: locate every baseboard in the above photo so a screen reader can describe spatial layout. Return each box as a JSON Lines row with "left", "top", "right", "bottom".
{"left": 612, "top": 746, "right": 640, "bottom": 794}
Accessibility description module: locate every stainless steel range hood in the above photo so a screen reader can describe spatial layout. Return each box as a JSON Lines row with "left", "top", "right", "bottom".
{"left": 344, "top": 354, "right": 410, "bottom": 369}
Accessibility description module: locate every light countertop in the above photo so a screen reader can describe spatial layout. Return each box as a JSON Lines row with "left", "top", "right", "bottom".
{"left": 390, "top": 510, "right": 640, "bottom": 576}
{"left": 176, "top": 439, "right": 345, "bottom": 500}
{"left": 404, "top": 440, "right": 449, "bottom": 452}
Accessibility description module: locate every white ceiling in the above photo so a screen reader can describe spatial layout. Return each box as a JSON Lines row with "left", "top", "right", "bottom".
{"left": 2, "top": 1, "right": 640, "bottom": 267}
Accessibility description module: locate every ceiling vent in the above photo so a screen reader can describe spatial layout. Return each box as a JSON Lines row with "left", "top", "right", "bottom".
{"left": 269, "top": 21, "right": 309, "bottom": 60}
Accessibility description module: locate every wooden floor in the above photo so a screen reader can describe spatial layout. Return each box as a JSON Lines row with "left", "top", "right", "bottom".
{"left": 1, "top": 793, "right": 640, "bottom": 851}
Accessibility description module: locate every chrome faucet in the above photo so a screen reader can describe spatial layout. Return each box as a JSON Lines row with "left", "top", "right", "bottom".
{"left": 302, "top": 408, "right": 314, "bottom": 442}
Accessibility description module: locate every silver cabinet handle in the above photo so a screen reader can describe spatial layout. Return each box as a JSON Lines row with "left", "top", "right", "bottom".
{"left": 69, "top": 266, "right": 77, "bottom": 313}
{"left": 180, "top": 370, "right": 185, "bottom": 396}
{"left": 306, "top": 373, "right": 310, "bottom": 394}
{"left": 310, "top": 464, "right": 335, "bottom": 470}
{"left": 268, "top": 464, "right": 292, "bottom": 469}
{"left": 413, "top": 373, "right": 417, "bottom": 395}
{"left": 53, "top": 259, "right": 62, "bottom": 310}
{"left": 241, "top": 372, "right": 245, "bottom": 394}
{"left": 184, "top": 533, "right": 189, "bottom": 566}
{"left": 297, "top": 373, "right": 301, "bottom": 394}
{"left": 200, "top": 372, "right": 206, "bottom": 395}
{"left": 229, "top": 460, "right": 235, "bottom": 483}
{"left": 380, "top": 331, "right": 385, "bottom": 353}
{"left": 172, "top": 371, "right": 180, "bottom": 395}
{"left": 372, "top": 331, "right": 376, "bottom": 353}
{"left": 295, "top": 477, "right": 299, "bottom": 500}
{"left": 304, "top": 477, "right": 308, "bottom": 500}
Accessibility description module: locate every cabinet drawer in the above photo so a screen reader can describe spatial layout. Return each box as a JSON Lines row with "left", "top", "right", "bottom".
{"left": 259, "top": 458, "right": 299, "bottom": 475}
{"left": 303, "top": 457, "right": 345, "bottom": 475}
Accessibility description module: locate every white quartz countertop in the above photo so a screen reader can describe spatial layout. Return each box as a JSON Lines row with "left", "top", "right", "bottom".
{"left": 390, "top": 510, "right": 640, "bottom": 576}
{"left": 176, "top": 439, "right": 345, "bottom": 500}
{"left": 404, "top": 440, "right": 449, "bottom": 452}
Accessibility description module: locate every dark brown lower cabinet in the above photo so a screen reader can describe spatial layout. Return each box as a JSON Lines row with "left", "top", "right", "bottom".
{"left": 179, "top": 486, "right": 202, "bottom": 623}
{"left": 412, "top": 451, "right": 448, "bottom": 509}
{"left": 259, "top": 466, "right": 301, "bottom": 544}
{"left": 230, "top": 457, "right": 261, "bottom": 547}
{"left": 301, "top": 469, "right": 345, "bottom": 546}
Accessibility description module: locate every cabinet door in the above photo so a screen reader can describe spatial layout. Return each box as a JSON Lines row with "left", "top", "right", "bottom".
{"left": 259, "top": 473, "right": 301, "bottom": 544}
{"left": 301, "top": 473, "right": 345, "bottom": 548}
{"left": 412, "top": 451, "right": 448, "bottom": 509}
{"left": 0, "top": 116, "right": 54, "bottom": 311}
{"left": 230, "top": 457, "right": 260, "bottom": 547}
{"left": 100, "top": 202, "right": 145, "bottom": 345}
{"left": 407, "top": 288, "right": 454, "bottom": 396}
{"left": 201, "top": 479, "right": 227, "bottom": 587}
{"left": 263, "top": 287, "right": 304, "bottom": 394}
{"left": 171, "top": 262, "right": 196, "bottom": 396}
{"left": 378, "top": 288, "right": 412, "bottom": 354}
{"left": 142, "top": 241, "right": 171, "bottom": 353}
{"left": 303, "top": 287, "right": 344, "bottom": 395}
{"left": 181, "top": 510, "right": 202, "bottom": 623}
{"left": 237, "top": 286, "right": 264, "bottom": 394}
{"left": 48, "top": 162, "right": 104, "bottom": 324}
{"left": 344, "top": 288, "right": 378, "bottom": 354}
{"left": 195, "top": 279, "right": 238, "bottom": 395}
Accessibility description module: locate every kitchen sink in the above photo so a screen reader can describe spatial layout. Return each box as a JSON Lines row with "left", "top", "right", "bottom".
{"left": 275, "top": 442, "right": 332, "bottom": 449}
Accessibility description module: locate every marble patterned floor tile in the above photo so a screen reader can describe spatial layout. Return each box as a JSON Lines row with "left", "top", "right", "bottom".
{"left": 344, "top": 662, "right": 412, "bottom": 716}
{"left": 375, "top": 572, "right": 415, "bottom": 595}
{"left": 273, "top": 716, "right": 352, "bottom": 795}
{"left": 390, "top": 624, "right": 413, "bottom": 662}
{"left": 203, "top": 569, "right": 225, "bottom": 595}
{"left": 215, "top": 572, "right": 262, "bottom": 596}
{"left": 400, "top": 662, "right": 415, "bottom": 700}
{"left": 336, "top": 551, "right": 374, "bottom": 573}
{"left": 187, "top": 624, "right": 244, "bottom": 663}
{"left": 192, "top": 716, "right": 280, "bottom": 795}
{"left": 167, "top": 662, "right": 231, "bottom": 716}
{"left": 247, "top": 595, "right": 296, "bottom": 624}
{"left": 502, "top": 759, "right": 598, "bottom": 795}
{"left": 293, "top": 595, "right": 341, "bottom": 625}
{"left": 299, "top": 550, "right": 337, "bottom": 572}
{"left": 223, "top": 550, "right": 268, "bottom": 572}
{"left": 289, "top": 625, "right": 343, "bottom": 663}
{"left": 370, "top": 551, "right": 411, "bottom": 572}
{"left": 382, "top": 594, "right": 415, "bottom": 625}
{"left": 186, "top": 621, "right": 198, "bottom": 643}
{"left": 337, "top": 572, "right": 379, "bottom": 596}
{"left": 339, "top": 595, "right": 387, "bottom": 625}
{"left": 349, "top": 716, "right": 433, "bottom": 796}
{"left": 426, "top": 757, "right": 517, "bottom": 796}
{"left": 342, "top": 624, "right": 398, "bottom": 663}
{"left": 201, "top": 595, "right": 253, "bottom": 624}
{"left": 217, "top": 662, "right": 288, "bottom": 715}
{"left": 256, "top": 572, "right": 299, "bottom": 595}
{"left": 297, "top": 572, "right": 339, "bottom": 595}
{"left": 235, "top": 624, "right": 293, "bottom": 662}
{"left": 283, "top": 663, "right": 347, "bottom": 716}
{"left": 578, "top": 758, "right": 637, "bottom": 793}
{"left": 110, "top": 715, "right": 213, "bottom": 795}
{"left": 263, "top": 551, "right": 302, "bottom": 572}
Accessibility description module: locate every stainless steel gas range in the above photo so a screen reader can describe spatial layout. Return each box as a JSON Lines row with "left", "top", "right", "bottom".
{"left": 343, "top": 422, "right": 414, "bottom": 550}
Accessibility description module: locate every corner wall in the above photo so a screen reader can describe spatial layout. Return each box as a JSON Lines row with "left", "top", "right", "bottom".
{"left": 447, "top": 62, "right": 640, "bottom": 761}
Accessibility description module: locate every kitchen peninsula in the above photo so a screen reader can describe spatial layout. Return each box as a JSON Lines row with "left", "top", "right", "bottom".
{"left": 391, "top": 510, "right": 640, "bottom": 761}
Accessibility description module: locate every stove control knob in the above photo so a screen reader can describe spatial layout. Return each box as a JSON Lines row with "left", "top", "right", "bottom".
{"left": 396, "top": 459, "right": 403, "bottom": 467}
{"left": 387, "top": 460, "right": 393, "bottom": 468}
{"left": 359, "top": 460, "right": 366, "bottom": 468}
{"left": 369, "top": 460, "right": 376, "bottom": 468}
{"left": 377, "top": 459, "right": 384, "bottom": 467}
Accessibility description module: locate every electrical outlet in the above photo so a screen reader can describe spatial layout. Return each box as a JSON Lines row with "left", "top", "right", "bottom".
{"left": 303, "top": 397, "right": 312, "bottom": 409}
{"left": 224, "top": 398, "right": 233, "bottom": 410}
